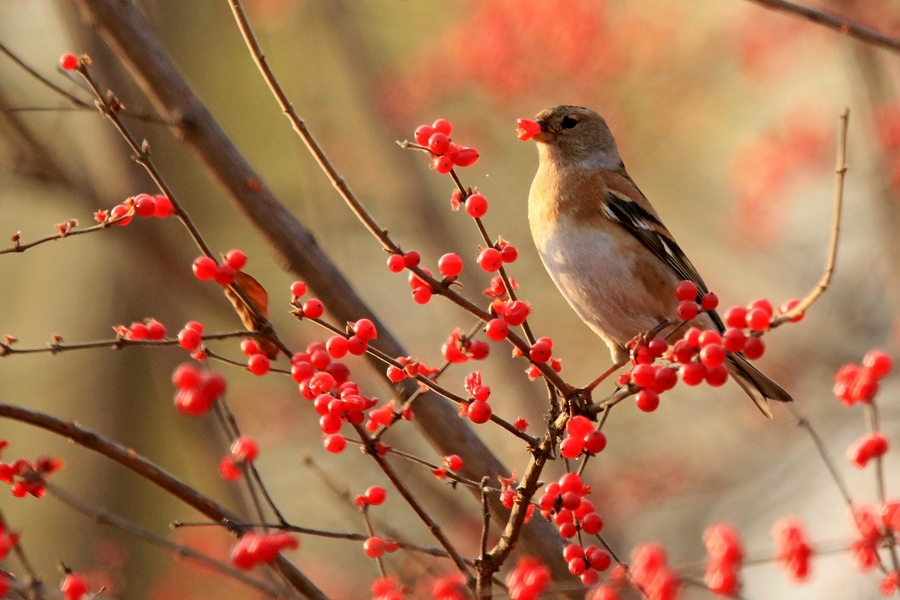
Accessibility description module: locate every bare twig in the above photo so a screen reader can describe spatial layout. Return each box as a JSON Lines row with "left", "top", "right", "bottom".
{"left": 739, "top": 0, "right": 900, "bottom": 54}
{"left": 772, "top": 108, "right": 849, "bottom": 326}
{"left": 47, "top": 485, "right": 286, "bottom": 597}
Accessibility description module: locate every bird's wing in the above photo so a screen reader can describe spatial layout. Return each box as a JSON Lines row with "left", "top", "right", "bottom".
{"left": 601, "top": 185, "right": 727, "bottom": 332}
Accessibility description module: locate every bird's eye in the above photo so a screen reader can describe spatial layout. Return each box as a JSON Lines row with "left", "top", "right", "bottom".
{"left": 561, "top": 116, "right": 579, "bottom": 130}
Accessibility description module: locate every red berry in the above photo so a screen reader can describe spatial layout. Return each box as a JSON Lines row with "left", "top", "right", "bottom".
{"left": 172, "top": 362, "right": 201, "bottom": 389}
{"left": 364, "top": 536, "right": 386, "bottom": 558}
{"left": 706, "top": 365, "right": 729, "bottom": 387}
{"left": 724, "top": 306, "right": 747, "bottom": 329}
{"left": 469, "top": 339, "right": 490, "bottom": 360}
{"left": 185, "top": 320, "right": 204, "bottom": 334}
{"left": 386, "top": 254, "right": 405, "bottom": 273}
{"left": 723, "top": 328, "right": 746, "bottom": 353}
{"left": 748, "top": 298, "right": 774, "bottom": 317}
{"left": 353, "top": 319, "right": 377, "bottom": 341}
{"left": 675, "top": 280, "right": 698, "bottom": 301}
{"left": 225, "top": 249, "right": 247, "bottom": 270}
{"left": 468, "top": 400, "right": 492, "bottom": 424}
{"left": 583, "top": 430, "right": 607, "bottom": 454}
{"left": 128, "top": 322, "right": 148, "bottom": 340}
{"left": 700, "top": 344, "right": 726, "bottom": 368}
{"left": 529, "top": 342, "right": 552, "bottom": 363}
{"left": 231, "top": 436, "right": 260, "bottom": 462}
{"left": 743, "top": 337, "right": 765, "bottom": 360}
{"left": 61, "top": 573, "right": 89, "bottom": 600}
{"left": 428, "top": 132, "right": 450, "bottom": 155}
{"left": 219, "top": 457, "right": 241, "bottom": 481}
{"left": 134, "top": 194, "right": 155, "bottom": 217}
{"left": 215, "top": 263, "right": 236, "bottom": 286}
{"left": 302, "top": 299, "right": 324, "bottom": 319}
{"left": 178, "top": 328, "right": 201, "bottom": 350}
{"left": 432, "top": 118, "right": 452, "bottom": 136}
{"left": 636, "top": 389, "right": 660, "bottom": 412}
{"left": 153, "top": 195, "right": 174, "bottom": 217}
{"left": 438, "top": 253, "right": 464, "bottom": 277}
{"left": 366, "top": 485, "right": 387, "bottom": 505}
{"left": 414, "top": 125, "right": 435, "bottom": 146}
{"left": 501, "top": 300, "right": 531, "bottom": 326}
{"left": 677, "top": 300, "right": 699, "bottom": 320}
{"left": 452, "top": 147, "right": 479, "bottom": 167}
{"left": 326, "top": 336, "right": 349, "bottom": 359}
{"left": 465, "top": 194, "right": 488, "bottom": 218}
{"left": 631, "top": 364, "right": 656, "bottom": 388}
{"left": 323, "top": 434, "right": 346, "bottom": 454}
{"left": 347, "top": 335, "right": 367, "bottom": 355}
{"left": 433, "top": 154, "right": 454, "bottom": 174}
{"left": 655, "top": 366, "right": 678, "bottom": 391}
{"left": 516, "top": 118, "right": 542, "bottom": 141}
{"left": 241, "top": 339, "right": 261, "bottom": 356}
{"left": 412, "top": 286, "right": 432, "bottom": 304}
{"left": 477, "top": 248, "right": 503, "bottom": 272}
{"left": 560, "top": 436, "right": 583, "bottom": 459}
{"left": 110, "top": 203, "right": 132, "bottom": 226}
{"left": 587, "top": 547, "right": 611, "bottom": 571}
{"left": 247, "top": 354, "right": 271, "bottom": 376}
{"left": 290, "top": 281, "right": 308, "bottom": 297}
{"left": 500, "top": 243, "right": 518, "bottom": 263}
{"left": 681, "top": 362, "right": 706, "bottom": 386}
{"left": 60, "top": 53, "right": 79, "bottom": 71}
{"left": 566, "top": 416, "right": 593, "bottom": 438}
{"left": 746, "top": 308, "right": 771, "bottom": 331}
{"left": 444, "top": 455, "right": 463, "bottom": 471}
{"left": 701, "top": 292, "right": 719, "bottom": 310}
{"left": 484, "top": 319, "right": 509, "bottom": 342}
{"left": 404, "top": 250, "right": 421, "bottom": 268}
{"left": 779, "top": 298, "right": 805, "bottom": 323}
{"left": 146, "top": 320, "right": 166, "bottom": 340}
{"left": 864, "top": 350, "right": 893, "bottom": 379}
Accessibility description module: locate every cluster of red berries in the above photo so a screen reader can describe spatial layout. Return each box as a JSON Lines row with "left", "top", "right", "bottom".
{"left": 230, "top": 531, "right": 299, "bottom": 569}
{"left": 506, "top": 556, "right": 551, "bottom": 600}
{"left": 521, "top": 338, "right": 563, "bottom": 380}
{"left": 171, "top": 362, "right": 226, "bottom": 417}
{"left": 460, "top": 371, "right": 492, "bottom": 424}
{"left": 772, "top": 518, "right": 812, "bottom": 581}
{"left": 218, "top": 436, "right": 260, "bottom": 481}
{"left": 703, "top": 524, "right": 743, "bottom": 596}
{"left": 116, "top": 318, "right": 166, "bottom": 341}
{"left": 562, "top": 542, "right": 611, "bottom": 587}
{"left": 630, "top": 544, "right": 679, "bottom": 600}
{"left": 413, "top": 119, "right": 479, "bottom": 174}
{"left": 363, "top": 536, "right": 401, "bottom": 558}
{"left": 834, "top": 350, "right": 893, "bottom": 405}
{"left": 441, "top": 328, "right": 490, "bottom": 365}
{"left": 60, "top": 572, "right": 90, "bottom": 600}
{"left": 516, "top": 118, "right": 543, "bottom": 141}
{"left": 559, "top": 416, "right": 607, "bottom": 460}
{"left": 0, "top": 441, "right": 63, "bottom": 498}
{"left": 239, "top": 339, "right": 271, "bottom": 376}
{"left": 94, "top": 193, "right": 175, "bottom": 227}
{"left": 536, "top": 473, "right": 606, "bottom": 583}
{"left": 192, "top": 249, "right": 247, "bottom": 287}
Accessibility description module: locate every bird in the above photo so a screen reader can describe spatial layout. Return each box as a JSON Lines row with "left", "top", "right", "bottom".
{"left": 525, "top": 105, "right": 792, "bottom": 418}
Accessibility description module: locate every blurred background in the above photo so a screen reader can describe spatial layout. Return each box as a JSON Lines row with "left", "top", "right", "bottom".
{"left": 1, "top": 0, "right": 900, "bottom": 598}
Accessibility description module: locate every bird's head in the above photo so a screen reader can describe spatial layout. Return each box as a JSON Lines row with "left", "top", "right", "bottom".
{"left": 531, "top": 105, "right": 622, "bottom": 170}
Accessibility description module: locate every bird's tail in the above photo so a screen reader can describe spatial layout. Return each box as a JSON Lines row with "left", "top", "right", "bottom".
{"left": 726, "top": 354, "right": 793, "bottom": 419}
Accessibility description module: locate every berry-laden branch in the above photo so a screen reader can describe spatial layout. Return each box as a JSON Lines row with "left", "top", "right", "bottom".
{"left": 0, "top": 330, "right": 252, "bottom": 357}
{"left": 739, "top": 0, "right": 900, "bottom": 54}
{"left": 0, "top": 213, "right": 130, "bottom": 255}
{"left": 0, "top": 403, "right": 327, "bottom": 600}
{"left": 70, "top": 2, "right": 571, "bottom": 578}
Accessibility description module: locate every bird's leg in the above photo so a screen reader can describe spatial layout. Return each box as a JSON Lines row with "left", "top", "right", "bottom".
{"left": 584, "top": 359, "right": 629, "bottom": 393}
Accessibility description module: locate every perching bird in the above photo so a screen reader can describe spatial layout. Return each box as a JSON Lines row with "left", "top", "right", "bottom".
{"left": 525, "top": 105, "right": 791, "bottom": 417}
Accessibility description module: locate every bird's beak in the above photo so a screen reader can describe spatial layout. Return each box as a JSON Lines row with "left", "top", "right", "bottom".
{"left": 532, "top": 119, "right": 553, "bottom": 143}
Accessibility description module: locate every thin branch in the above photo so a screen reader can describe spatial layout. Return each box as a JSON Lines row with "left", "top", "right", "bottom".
{"left": 0, "top": 403, "right": 328, "bottom": 600}
{"left": 772, "top": 108, "right": 849, "bottom": 325}
{"left": 0, "top": 507, "right": 43, "bottom": 595}
{"left": 0, "top": 216, "right": 130, "bottom": 255}
{"left": 0, "top": 331, "right": 251, "bottom": 357}
{"left": 739, "top": 0, "right": 900, "bottom": 54}
{"left": 476, "top": 477, "right": 493, "bottom": 600}
{"left": 46, "top": 484, "right": 286, "bottom": 597}
{"left": 0, "top": 40, "right": 88, "bottom": 107}
{"left": 787, "top": 404, "right": 855, "bottom": 508}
